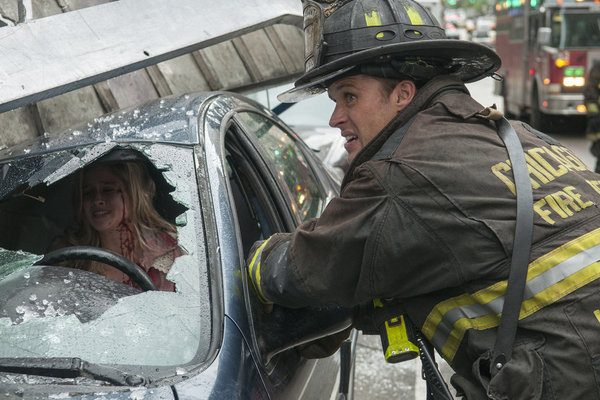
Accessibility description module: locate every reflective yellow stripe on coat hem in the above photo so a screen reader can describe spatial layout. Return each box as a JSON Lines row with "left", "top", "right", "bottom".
{"left": 423, "top": 227, "right": 600, "bottom": 363}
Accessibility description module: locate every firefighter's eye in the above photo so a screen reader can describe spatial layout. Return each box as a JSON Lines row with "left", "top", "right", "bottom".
{"left": 344, "top": 93, "right": 357, "bottom": 103}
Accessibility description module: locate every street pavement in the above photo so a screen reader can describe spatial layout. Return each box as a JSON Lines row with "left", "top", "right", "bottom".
{"left": 353, "top": 333, "right": 455, "bottom": 400}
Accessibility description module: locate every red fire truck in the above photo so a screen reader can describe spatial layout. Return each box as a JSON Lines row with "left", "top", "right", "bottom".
{"left": 494, "top": 0, "right": 600, "bottom": 131}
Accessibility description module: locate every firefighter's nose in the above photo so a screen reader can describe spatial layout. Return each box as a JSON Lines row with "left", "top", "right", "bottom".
{"left": 329, "top": 104, "right": 346, "bottom": 128}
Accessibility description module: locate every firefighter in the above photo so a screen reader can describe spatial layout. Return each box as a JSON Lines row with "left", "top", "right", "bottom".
{"left": 248, "top": 0, "right": 600, "bottom": 398}
{"left": 585, "top": 60, "right": 600, "bottom": 173}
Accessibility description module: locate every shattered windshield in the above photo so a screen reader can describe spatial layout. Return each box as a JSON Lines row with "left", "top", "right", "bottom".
{"left": 0, "top": 142, "right": 210, "bottom": 372}
{"left": 551, "top": 11, "right": 600, "bottom": 48}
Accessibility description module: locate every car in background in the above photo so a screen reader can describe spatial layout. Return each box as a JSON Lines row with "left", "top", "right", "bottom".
{"left": 472, "top": 15, "right": 496, "bottom": 48}
{"left": 472, "top": 28, "right": 496, "bottom": 48}
{"left": 0, "top": 92, "right": 356, "bottom": 399}
{"left": 444, "top": 21, "right": 470, "bottom": 41}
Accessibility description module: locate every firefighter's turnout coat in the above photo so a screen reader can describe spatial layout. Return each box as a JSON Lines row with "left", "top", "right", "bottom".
{"left": 250, "top": 75, "right": 600, "bottom": 399}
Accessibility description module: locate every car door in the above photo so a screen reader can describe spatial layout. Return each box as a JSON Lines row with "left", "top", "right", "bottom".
{"left": 224, "top": 110, "right": 351, "bottom": 400}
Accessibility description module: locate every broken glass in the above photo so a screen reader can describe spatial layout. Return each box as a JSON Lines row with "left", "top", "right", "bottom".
{"left": 0, "top": 142, "right": 211, "bottom": 373}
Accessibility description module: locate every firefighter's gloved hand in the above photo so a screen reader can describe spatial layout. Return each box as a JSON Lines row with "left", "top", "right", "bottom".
{"left": 246, "top": 238, "right": 274, "bottom": 311}
{"left": 297, "top": 326, "right": 353, "bottom": 359}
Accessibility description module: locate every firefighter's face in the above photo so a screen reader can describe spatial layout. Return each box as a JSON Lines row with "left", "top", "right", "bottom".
{"left": 328, "top": 74, "right": 415, "bottom": 163}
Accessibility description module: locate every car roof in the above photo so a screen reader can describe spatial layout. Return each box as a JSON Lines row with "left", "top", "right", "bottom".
{"left": 0, "top": 0, "right": 303, "bottom": 115}
{"left": 0, "top": 92, "right": 215, "bottom": 162}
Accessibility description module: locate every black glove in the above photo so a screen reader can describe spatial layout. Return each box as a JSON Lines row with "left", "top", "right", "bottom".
{"left": 296, "top": 326, "right": 353, "bottom": 359}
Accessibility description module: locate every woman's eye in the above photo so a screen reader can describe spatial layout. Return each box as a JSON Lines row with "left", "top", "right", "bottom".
{"left": 82, "top": 187, "right": 120, "bottom": 200}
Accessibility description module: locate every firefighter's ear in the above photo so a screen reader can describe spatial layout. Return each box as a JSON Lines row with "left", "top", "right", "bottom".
{"left": 391, "top": 80, "right": 417, "bottom": 111}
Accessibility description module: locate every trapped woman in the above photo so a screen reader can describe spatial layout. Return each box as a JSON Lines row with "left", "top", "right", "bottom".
{"left": 52, "top": 160, "right": 182, "bottom": 291}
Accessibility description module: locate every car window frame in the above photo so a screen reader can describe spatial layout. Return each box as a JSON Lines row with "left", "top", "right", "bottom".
{"left": 222, "top": 120, "right": 301, "bottom": 379}
{"left": 232, "top": 111, "right": 333, "bottom": 224}
{"left": 222, "top": 114, "right": 345, "bottom": 399}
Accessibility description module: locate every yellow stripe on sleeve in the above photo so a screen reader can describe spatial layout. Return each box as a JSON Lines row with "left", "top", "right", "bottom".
{"left": 249, "top": 239, "right": 272, "bottom": 303}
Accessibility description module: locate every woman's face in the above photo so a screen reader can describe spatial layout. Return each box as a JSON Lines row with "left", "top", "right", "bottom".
{"left": 82, "top": 166, "right": 129, "bottom": 234}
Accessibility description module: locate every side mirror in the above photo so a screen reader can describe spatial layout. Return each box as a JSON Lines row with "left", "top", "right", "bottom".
{"left": 537, "top": 27, "right": 551, "bottom": 46}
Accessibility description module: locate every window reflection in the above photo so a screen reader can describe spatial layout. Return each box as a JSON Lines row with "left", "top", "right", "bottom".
{"left": 551, "top": 12, "right": 600, "bottom": 48}
{"left": 236, "top": 112, "right": 325, "bottom": 221}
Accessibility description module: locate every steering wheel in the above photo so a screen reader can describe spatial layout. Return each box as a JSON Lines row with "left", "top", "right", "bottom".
{"left": 37, "top": 246, "right": 157, "bottom": 291}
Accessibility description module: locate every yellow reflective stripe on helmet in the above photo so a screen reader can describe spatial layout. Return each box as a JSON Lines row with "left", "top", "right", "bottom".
{"left": 423, "top": 227, "right": 600, "bottom": 363}
{"left": 364, "top": 11, "right": 382, "bottom": 26}
{"left": 404, "top": 5, "right": 424, "bottom": 25}
{"left": 364, "top": 11, "right": 385, "bottom": 38}
{"left": 248, "top": 238, "right": 272, "bottom": 303}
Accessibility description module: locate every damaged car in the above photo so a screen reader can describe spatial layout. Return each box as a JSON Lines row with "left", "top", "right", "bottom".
{"left": 0, "top": 92, "right": 356, "bottom": 399}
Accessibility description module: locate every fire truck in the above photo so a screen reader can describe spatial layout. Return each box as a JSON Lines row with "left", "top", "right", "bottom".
{"left": 494, "top": 0, "right": 600, "bottom": 131}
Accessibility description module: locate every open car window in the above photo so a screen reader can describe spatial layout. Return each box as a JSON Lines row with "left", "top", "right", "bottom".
{"left": 234, "top": 112, "right": 328, "bottom": 222}
{"left": 223, "top": 116, "right": 353, "bottom": 400}
{"left": 0, "top": 142, "right": 212, "bottom": 382}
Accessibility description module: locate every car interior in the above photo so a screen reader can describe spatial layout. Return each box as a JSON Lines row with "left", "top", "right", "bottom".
{"left": 0, "top": 147, "right": 186, "bottom": 260}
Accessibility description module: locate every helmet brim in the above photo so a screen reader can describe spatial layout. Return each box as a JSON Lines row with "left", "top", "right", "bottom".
{"left": 277, "top": 66, "right": 356, "bottom": 103}
{"left": 278, "top": 39, "right": 500, "bottom": 103}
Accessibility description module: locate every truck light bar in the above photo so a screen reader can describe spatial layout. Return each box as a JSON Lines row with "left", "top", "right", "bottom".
{"left": 563, "top": 77, "right": 585, "bottom": 87}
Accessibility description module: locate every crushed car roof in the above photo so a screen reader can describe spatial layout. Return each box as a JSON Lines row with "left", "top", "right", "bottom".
{"left": 0, "top": 93, "right": 212, "bottom": 161}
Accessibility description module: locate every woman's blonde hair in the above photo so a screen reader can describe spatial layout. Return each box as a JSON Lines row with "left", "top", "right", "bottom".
{"left": 65, "top": 161, "right": 176, "bottom": 252}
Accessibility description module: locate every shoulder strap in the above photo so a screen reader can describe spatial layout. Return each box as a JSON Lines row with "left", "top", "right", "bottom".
{"left": 371, "top": 115, "right": 417, "bottom": 160}
{"left": 490, "top": 117, "right": 534, "bottom": 377}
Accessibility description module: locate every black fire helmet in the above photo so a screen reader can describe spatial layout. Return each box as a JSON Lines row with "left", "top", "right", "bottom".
{"left": 278, "top": 0, "right": 501, "bottom": 102}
